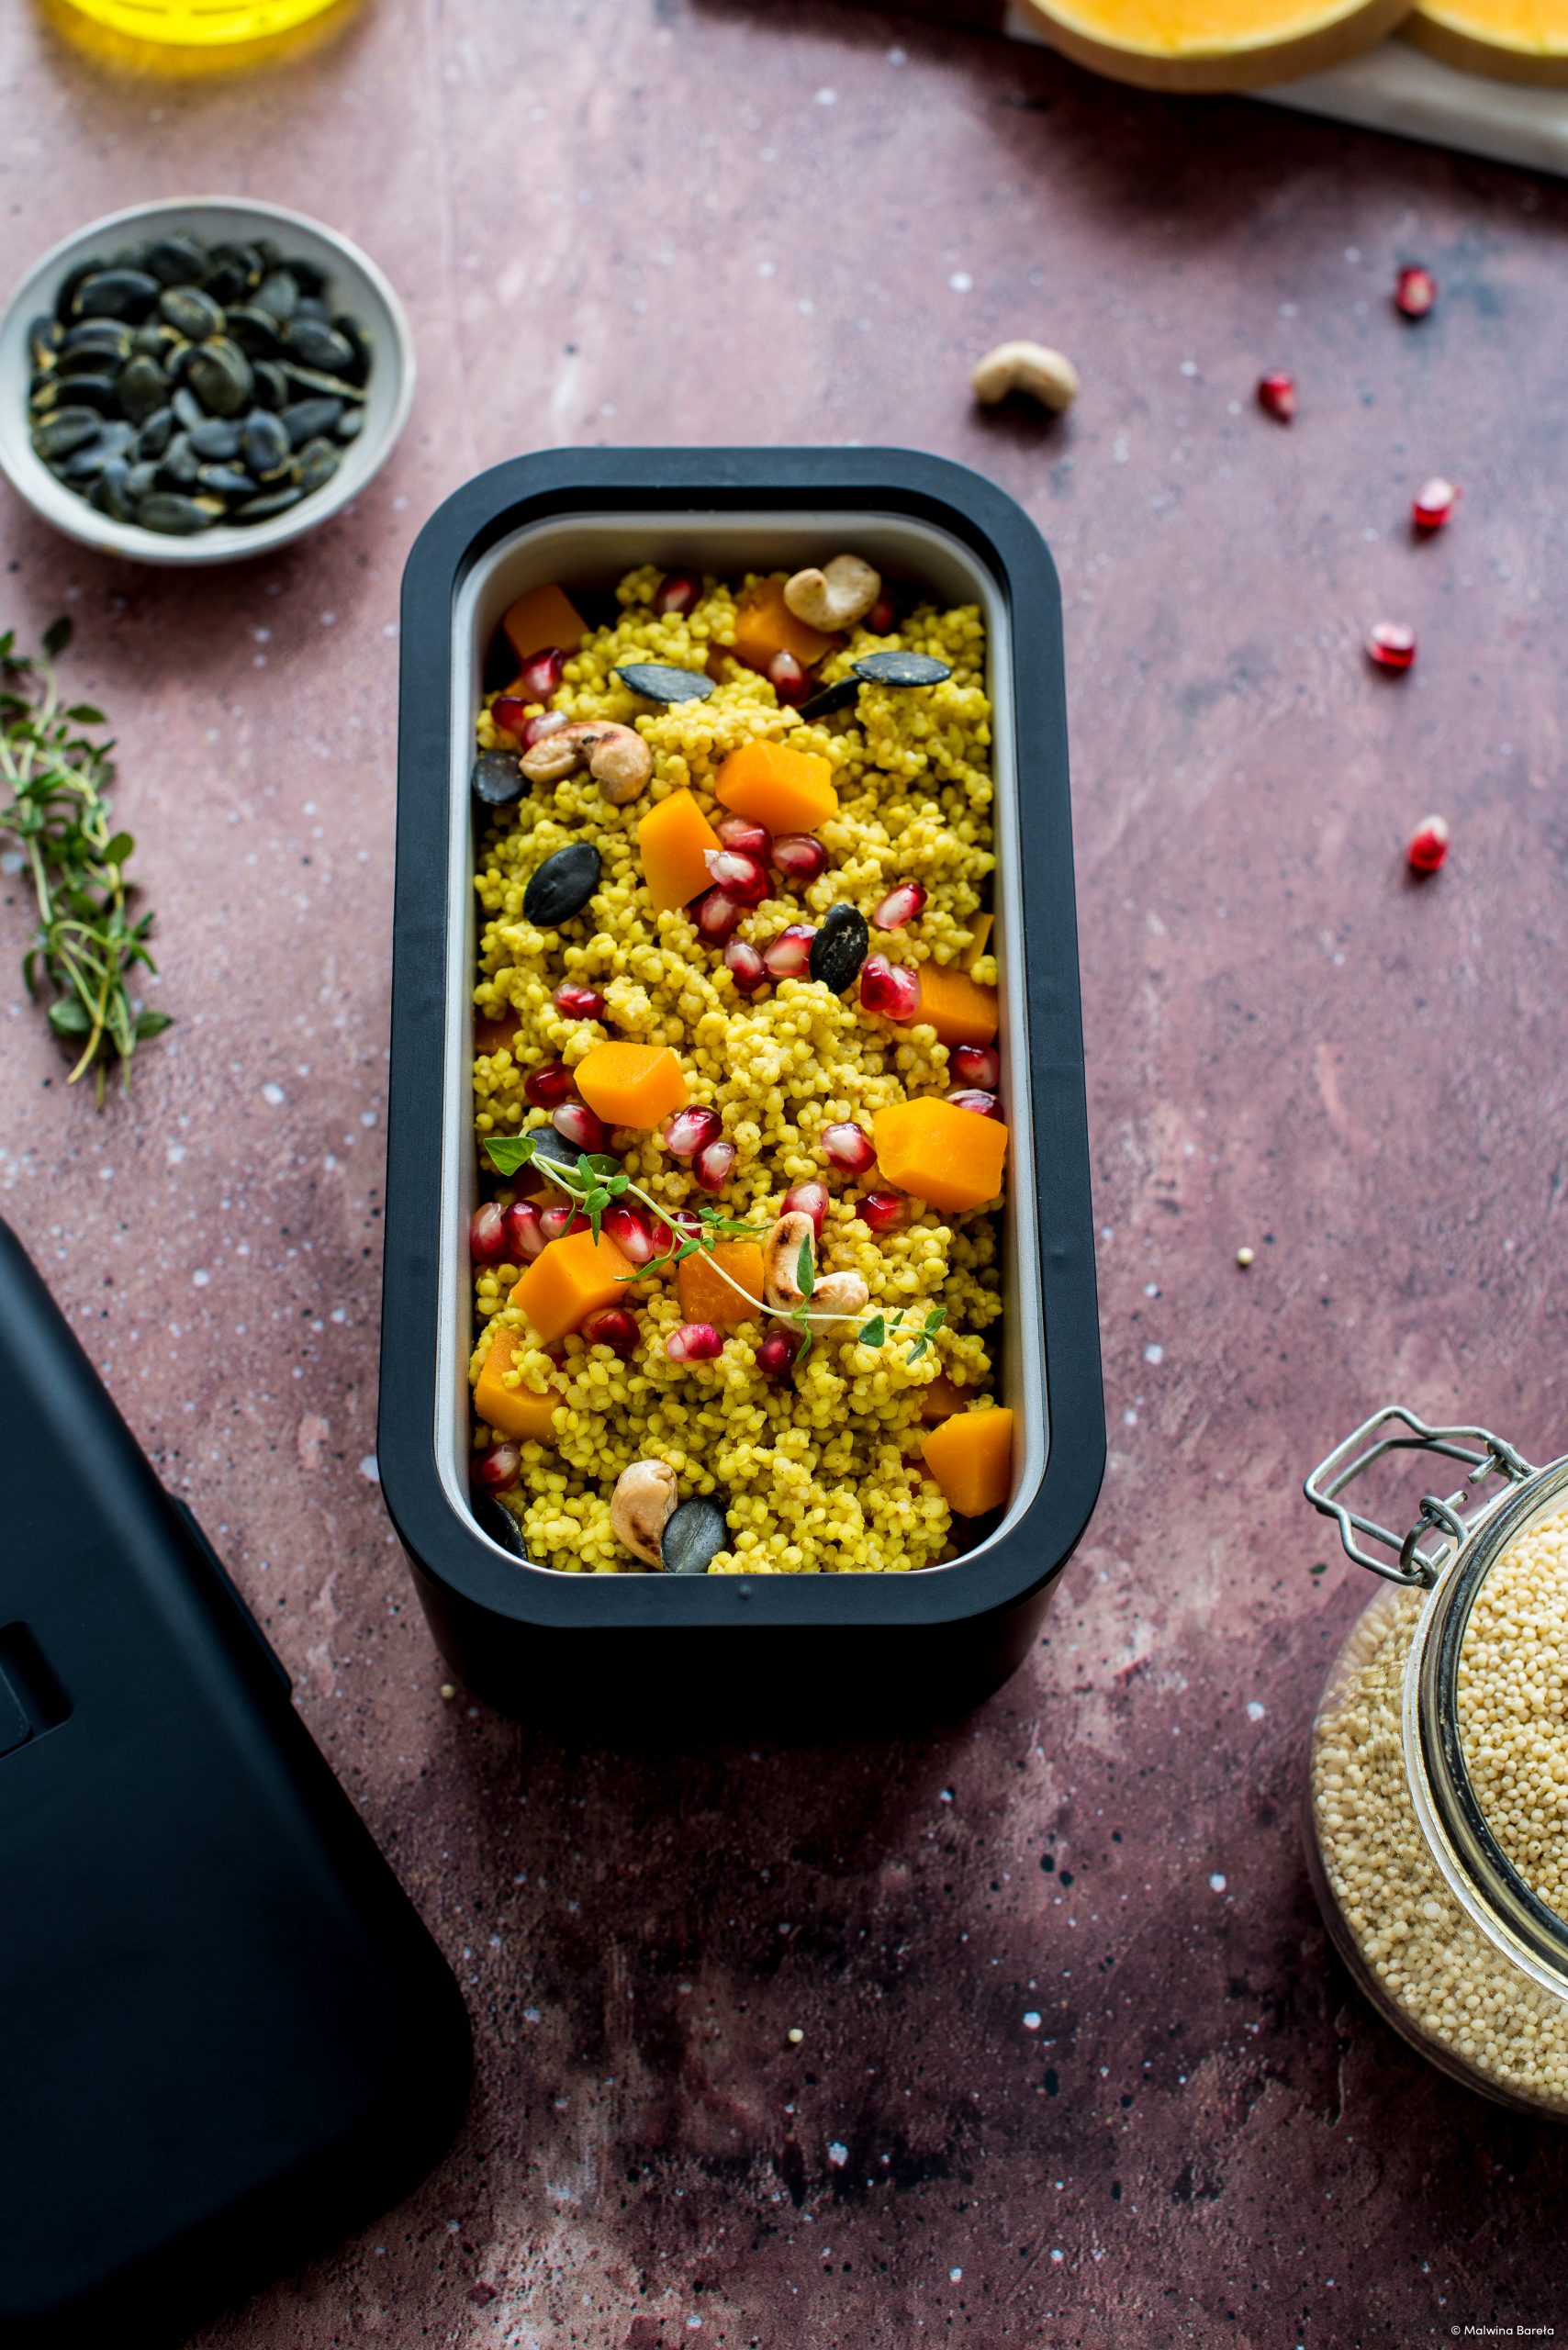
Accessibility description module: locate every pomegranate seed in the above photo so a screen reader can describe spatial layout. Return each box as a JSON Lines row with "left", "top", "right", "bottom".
{"left": 868, "top": 593, "right": 896, "bottom": 633}
{"left": 860, "top": 1190, "right": 905, "bottom": 1232}
{"left": 723, "top": 937, "right": 767, "bottom": 994}
{"left": 716, "top": 812, "right": 771, "bottom": 856}
{"left": 1407, "top": 814, "right": 1450, "bottom": 875}
{"left": 490, "top": 696, "right": 529, "bottom": 741}
{"left": 756, "top": 1330, "right": 801, "bottom": 1382}
{"left": 603, "top": 1202, "right": 656, "bottom": 1264}
{"left": 950, "top": 1042, "right": 1001, "bottom": 1091}
{"left": 521, "top": 709, "right": 570, "bottom": 751}
{"left": 539, "top": 1202, "right": 589, "bottom": 1244}
{"left": 668, "top": 1208, "right": 703, "bottom": 1243}
{"left": 763, "top": 923, "right": 816, "bottom": 979}
{"left": 664, "top": 1105, "right": 722, "bottom": 1159}
{"left": 582, "top": 1306, "right": 638, "bottom": 1357}
{"left": 552, "top": 1100, "right": 610, "bottom": 1153}
{"left": 1394, "top": 264, "right": 1437, "bottom": 319}
{"left": 822, "top": 1121, "right": 876, "bottom": 1176}
{"left": 1257, "top": 370, "right": 1295, "bottom": 423}
{"left": 704, "top": 847, "right": 770, "bottom": 905}
{"left": 1366, "top": 621, "right": 1417, "bottom": 672}
{"left": 523, "top": 1058, "right": 575, "bottom": 1109}
{"left": 554, "top": 979, "right": 607, "bottom": 1019}
{"left": 872, "top": 880, "right": 926, "bottom": 931}
{"left": 666, "top": 1321, "right": 723, "bottom": 1363}
{"left": 948, "top": 1087, "right": 1002, "bottom": 1120}
{"left": 470, "top": 1202, "right": 507, "bottom": 1262}
{"left": 654, "top": 568, "right": 701, "bottom": 617}
{"left": 476, "top": 1443, "right": 521, "bottom": 1493}
{"left": 1413, "top": 476, "right": 1458, "bottom": 531}
{"left": 694, "top": 887, "right": 744, "bottom": 945}
{"left": 516, "top": 646, "right": 566, "bottom": 701}
{"left": 768, "top": 650, "right": 810, "bottom": 705}
{"left": 772, "top": 832, "right": 830, "bottom": 885}
{"left": 503, "top": 1199, "right": 547, "bottom": 1262}
{"left": 694, "top": 1136, "right": 736, "bottom": 1192}
{"left": 782, "top": 1179, "right": 829, "bottom": 1234}
{"left": 859, "top": 956, "right": 921, "bottom": 1020}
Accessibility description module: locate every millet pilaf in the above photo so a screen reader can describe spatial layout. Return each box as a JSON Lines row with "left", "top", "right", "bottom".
{"left": 466, "top": 558, "right": 1014, "bottom": 1576}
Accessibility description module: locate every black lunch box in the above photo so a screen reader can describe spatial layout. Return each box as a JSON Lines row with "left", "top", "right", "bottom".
{"left": 381, "top": 447, "right": 1103, "bottom": 1734}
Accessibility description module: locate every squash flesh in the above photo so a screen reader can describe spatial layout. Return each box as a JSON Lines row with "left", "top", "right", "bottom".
{"left": 678, "top": 1241, "right": 765, "bottom": 1327}
{"left": 715, "top": 740, "right": 838, "bottom": 835}
{"left": 574, "top": 1041, "right": 689, "bottom": 1129}
{"left": 872, "top": 1097, "right": 1008, "bottom": 1215}
{"left": 902, "top": 963, "right": 999, "bottom": 1050}
{"left": 921, "top": 1406, "right": 1014, "bottom": 1517}
{"left": 731, "top": 577, "right": 838, "bottom": 674}
{"left": 501, "top": 582, "right": 587, "bottom": 665}
{"left": 639, "top": 789, "right": 722, "bottom": 913}
{"left": 475, "top": 1326, "right": 565, "bottom": 1444}
{"left": 511, "top": 1228, "right": 635, "bottom": 1345}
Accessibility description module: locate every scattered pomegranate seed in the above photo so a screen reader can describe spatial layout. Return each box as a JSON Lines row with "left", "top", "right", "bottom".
{"left": 872, "top": 880, "right": 926, "bottom": 931}
{"left": 521, "top": 709, "right": 570, "bottom": 751}
{"left": 539, "top": 1203, "right": 589, "bottom": 1244}
{"left": 772, "top": 833, "right": 829, "bottom": 885}
{"left": 654, "top": 569, "right": 701, "bottom": 617}
{"left": 515, "top": 647, "right": 566, "bottom": 701}
{"left": 523, "top": 1058, "right": 575, "bottom": 1109}
{"left": 582, "top": 1306, "right": 638, "bottom": 1357}
{"left": 949, "top": 1042, "right": 1001, "bottom": 1091}
{"left": 554, "top": 979, "right": 607, "bottom": 1019}
{"left": 1413, "top": 476, "right": 1458, "bottom": 531}
{"left": 503, "top": 1199, "right": 546, "bottom": 1262}
{"left": 470, "top": 1202, "right": 507, "bottom": 1262}
{"left": 694, "top": 887, "right": 745, "bottom": 945}
{"left": 668, "top": 1208, "right": 703, "bottom": 1242}
{"left": 664, "top": 1105, "right": 723, "bottom": 1159}
{"left": 1394, "top": 264, "right": 1437, "bottom": 319}
{"left": 782, "top": 1179, "right": 830, "bottom": 1234}
{"left": 602, "top": 1202, "right": 656, "bottom": 1265}
{"left": 666, "top": 1321, "right": 723, "bottom": 1363}
{"left": 476, "top": 1443, "right": 521, "bottom": 1493}
{"left": 763, "top": 923, "right": 816, "bottom": 979}
{"left": 822, "top": 1121, "right": 876, "bottom": 1176}
{"left": 1366, "top": 621, "right": 1417, "bottom": 673}
{"left": 1257, "top": 370, "right": 1295, "bottom": 423}
{"left": 859, "top": 955, "right": 922, "bottom": 1020}
{"left": 716, "top": 812, "right": 771, "bottom": 857}
{"left": 704, "top": 847, "right": 770, "bottom": 905}
{"left": 867, "top": 593, "right": 896, "bottom": 633}
{"left": 947, "top": 1087, "right": 1002, "bottom": 1120}
{"left": 490, "top": 696, "right": 529, "bottom": 741}
{"left": 723, "top": 937, "right": 767, "bottom": 994}
{"left": 552, "top": 1100, "right": 610, "bottom": 1153}
{"left": 694, "top": 1136, "right": 737, "bottom": 1192}
{"left": 768, "top": 650, "right": 810, "bottom": 706}
{"left": 860, "top": 1191, "right": 905, "bottom": 1232}
{"left": 756, "top": 1330, "right": 801, "bottom": 1382}
{"left": 1407, "top": 814, "right": 1450, "bottom": 875}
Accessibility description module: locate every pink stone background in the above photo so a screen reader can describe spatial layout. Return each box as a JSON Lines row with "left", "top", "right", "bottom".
{"left": 4, "top": 1, "right": 1568, "bottom": 2342}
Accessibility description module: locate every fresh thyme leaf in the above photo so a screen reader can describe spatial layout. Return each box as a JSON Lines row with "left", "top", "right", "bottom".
{"left": 796, "top": 1237, "right": 815, "bottom": 1299}
{"left": 924, "top": 1305, "right": 946, "bottom": 1336}
{"left": 0, "top": 626, "right": 169, "bottom": 1102}
{"left": 486, "top": 1135, "right": 537, "bottom": 1176}
{"left": 908, "top": 1337, "right": 929, "bottom": 1364}
{"left": 586, "top": 1186, "right": 610, "bottom": 1215}
{"left": 607, "top": 1172, "right": 630, "bottom": 1195}
{"left": 859, "top": 1315, "right": 886, "bottom": 1348}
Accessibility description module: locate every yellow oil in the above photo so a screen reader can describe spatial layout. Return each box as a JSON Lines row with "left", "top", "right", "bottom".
{"left": 44, "top": 0, "right": 362, "bottom": 72}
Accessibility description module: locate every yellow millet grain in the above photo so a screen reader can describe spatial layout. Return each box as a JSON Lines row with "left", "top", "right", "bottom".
{"left": 1459, "top": 1503, "right": 1568, "bottom": 1919}
{"left": 468, "top": 571, "right": 1002, "bottom": 1574}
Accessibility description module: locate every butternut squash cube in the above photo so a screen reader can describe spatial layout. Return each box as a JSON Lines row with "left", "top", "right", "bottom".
{"left": 715, "top": 739, "right": 838, "bottom": 835}
{"left": 920, "top": 1373, "right": 971, "bottom": 1426}
{"left": 677, "top": 1240, "right": 766, "bottom": 1327}
{"left": 639, "top": 789, "right": 722, "bottom": 913}
{"left": 574, "top": 1041, "right": 689, "bottom": 1130}
{"left": 501, "top": 582, "right": 587, "bottom": 666}
{"left": 475, "top": 1326, "right": 566, "bottom": 1444}
{"left": 902, "top": 962, "right": 999, "bottom": 1049}
{"left": 921, "top": 1405, "right": 1014, "bottom": 1516}
{"left": 872, "top": 1096, "right": 1008, "bottom": 1214}
{"left": 731, "top": 576, "right": 838, "bottom": 674}
{"left": 511, "top": 1227, "right": 634, "bottom": 1344}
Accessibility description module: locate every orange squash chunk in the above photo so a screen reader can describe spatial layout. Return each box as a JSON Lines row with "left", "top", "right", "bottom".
{"left": 731, "top": 576, "right": 838, "bottom": 674}
{"left": 501, "top": 582, "right": 587, "bottom": 666}
{"left": 575, "top": 1041, "right": 689, "bottom": 1129}
{"left": 902, "top": 963, "right": 999, "bottom": 1049}
{"left": 920, "top": 1373, "right": 971, "bottom": 1426}
{"left": 921, "top": 1406, "right": 1014, "bottom": 1516}
{"left": 677, "top": 1240, "right": 765, "bottom": 1327}
{"left": 715, "top": 739, "right": 838, "bottom": 835}
{"left": 475, "top": 1326, "right": 566, "bottom": 1444}
{"left": 872, "top": 1097, "right": 1008, "bottom": 1215}
{"left": 511, "top": 1227, "right": 634, "bottom": 1345}
{"left": 964, "top": 914, "right": 993, "bottom": 974}
{"left": 639, "top": 789, "right": 722, "bottom": 913}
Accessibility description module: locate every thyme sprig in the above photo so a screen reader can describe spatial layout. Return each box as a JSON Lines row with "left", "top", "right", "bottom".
{"left": 484, "top": 1129, "right": 946, "bottom": 1363}
{"left": 0, "top": 619, "right": 169, "bottom": 1102}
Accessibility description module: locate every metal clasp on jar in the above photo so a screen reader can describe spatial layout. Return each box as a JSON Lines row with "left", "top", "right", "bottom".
{"left": 1305, "top": 1404, "right": 1538, "bottom": 1586}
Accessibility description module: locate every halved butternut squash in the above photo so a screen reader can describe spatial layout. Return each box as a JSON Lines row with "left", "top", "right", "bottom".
{"left": 511, "top": 1228, "right": 634, "bottom": 1345}
{"left": 731, "top": 577, "right": 838, "bottom": 674}
{"left": 501, "top": 582, "right": 587, "bottom": 665}
{"left": 1403, "top": 0, "right": 1568, "bottom": 79}
{"left": 475, "top": 1326, "right": 566, "bottom": 1444}
{"left": 639, "top": 789, "right": 722, "bottom": 913}
{"left": 574, "top": 1041, "right": 689, "bottom": 1129}
{"left": 1013, "top": 0, "right": 1410, "bottom": 90}
{"left": 900, "top": 963, "right": 999, "bottom": 1050}
{"left": 872, "top": 1097, "right": 1008, "bottom": 1215}
{"left": 678, "top": 1240, "right": 765, "bottom": 1327}
{"left": 715, "top": 740, "right": 838, "bottom": 835}
{"left": 921, "top": 1405, "right": 1014, "bottom": 1517}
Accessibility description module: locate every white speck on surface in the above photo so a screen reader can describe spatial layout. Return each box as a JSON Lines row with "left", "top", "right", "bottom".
{"left": 1279, "top": 301, "right": 1297, "bottom": 317}
{"left": 1210, "top": 1872, "right": 1227, "bottom": 1892}
{"left": 815, "top": 85, "right": 837, "bottom": 104}
{"left": 383, "top": 621, "right": 398, "bottom": 638}
{"left": 888, "top": 44, "right": 907, "bottom": 62}
{"left": 799, "top": 298, "right": 814, "bottom": 316}
{"left": 359, "top": 1454, "right": 379, "bottom": 1483}
{"left": 1023, "top": 2010, "right": 1042, "bottom": 2030}
{"left": 1180, "top": 359, "right": 1198, "bottom": 376}
{"left": 253, "top": 627, "right": 272, "bottom": 643}
{"left": 939, "top": 1787, "right": 954, "bottom": 1803}
{"left": 949, "top": 271, "right": 972, "bottom": 292}
{"left": 330, "top": 1306, "right": 348, "bottom": 1324}
{"left": 1051, "top": 2248, "right": 1065, "bottom": 2265}
{"left": 167, "top": 1143, "right": 186, "bottom": 1165}
{"left": 523, "top": 2006, "right": 541, "bottom": 2022}
{"left": 1345, "top": 245, "right": 1361, "bottom": 262}
{"left": 1144, "top": 1343, "right": 1164, "bottom": 1365}
{"left": 192, "top": 1270, "right": 210, "bottom": 1287}
{"left": 361, "top": 1109, "right": 377, "bottom": 1127}
{"left": 262, "top": 1082, "right": 285, "bottom": 1106}
{"left": 758, "top": 260, "right": 776, "bottom": 277}
{"left": 1144, "top": 1281, "right": 1159, "bottom": 1296}
{"left": 949, "top": 2267, "right": 963, "bottom": 2283}
{"left": 1247, "top": 1700, "right": 1266, "bottom": 1721}
{"left": 827, "top": 2142, "right": 848, "bottom": 2167}
{"left": 1113, "top": 432, "right": 1129, "bottom": 463}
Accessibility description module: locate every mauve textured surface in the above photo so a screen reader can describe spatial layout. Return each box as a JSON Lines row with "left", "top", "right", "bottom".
{"left": 3, "top": 1, "right": 1567, "bottom": 2342}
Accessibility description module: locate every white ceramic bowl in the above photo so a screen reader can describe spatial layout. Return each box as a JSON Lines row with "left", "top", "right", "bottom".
{"left": 0, "top": 196, "right": 414, "bottom": 566}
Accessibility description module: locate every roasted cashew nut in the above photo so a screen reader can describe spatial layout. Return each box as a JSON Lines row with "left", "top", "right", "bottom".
{"left": 970, "top": 341, "right": 1080, "bottom": 415}
{"left": 784, "top": 554, "right": 881, "bottom": 634}
{"left": 610, "top": 1459, "right": 678, "bottom": 1567}
{"left": 520, "top": 719, "right": 654, "bottom": 806}
{"left": 762, "top": 1212, "right": 817, "bottom": 1312}
{"left": 807, "top": 1270, "right": 870, "bottom": 1332}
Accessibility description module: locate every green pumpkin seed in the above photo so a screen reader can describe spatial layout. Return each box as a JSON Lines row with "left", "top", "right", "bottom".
{"left": 281, "top": 395, "right": 342, "bottom": 448}
{"left": 33, "top": 407, "right": 106, "bottom": 461}
{"left": 28, "top": 317, "right": 61, "bottom": 373}
{"left": 241, "top": 409, "right": 291, "bottom": 476}
{"left": 185, "top": 338, "right": 252, "bottom": 418}
{"left": 659, "top": 1495, "right": 729, "bottom": 1575}
{"left": 144, "top": 233, "right": 208, "bottom": 288}
{"left": 54, "top": 259, "right": 106, "bottom": 325}
{"left": 232, "top": 485, "right": 305, "bottom": 522}
{"left": 613, "top": 663, "right": 715, "bottom": 705}
{"left": 188, "top": 418, "right": 241, "bottom": 461}
{"left": 74, "top": 268, "right": 160, "bottom": 322}
{"left": 252, "top": 268, "right": 300, "bottom": 323}
{"left": 252, "top": 360, "right": 289, "bottom": 411}
{"left": 116, "top": 356, "right": 169, "bottom": 425}
{"left": 136, "top": 492, "right": 222, "bottom": 535}
{"left": 293, "top": 436, "right": 340, "bottom": 494}
{"left": 279, "top": 362, "right": 366, "bottom": 403}
{"left": 92, "top": 457, "right": 137, "bottom": 523}
{"left": 158, "top": 285, "right": 225, "bottom": 341}
{"left": 135, "top": 407, "right": 175, "bottom": 461}
{"left": 157, "top": 434, "right": 200, "bottom": 487}
{"left": 523, "top": 844, "right": 602, "bottom": 926}
{"left": 809, "top": 902, "right": 870, "bottom": 995}
{"left": 225, "top": 306, "right": 283, "bottom": 359}
{"left": 196, "top": 463, "right": 257, "bottom": 499}
{"left": 62, "top": 420, "right": 134, "bottom": 480}
{"left": 334, "top": 408, "right": 365, "bottom": 443}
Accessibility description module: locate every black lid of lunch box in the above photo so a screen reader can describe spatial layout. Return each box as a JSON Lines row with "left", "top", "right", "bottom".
{"left": 0, "top": 1217, "right": 471, "bottom": 2345}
